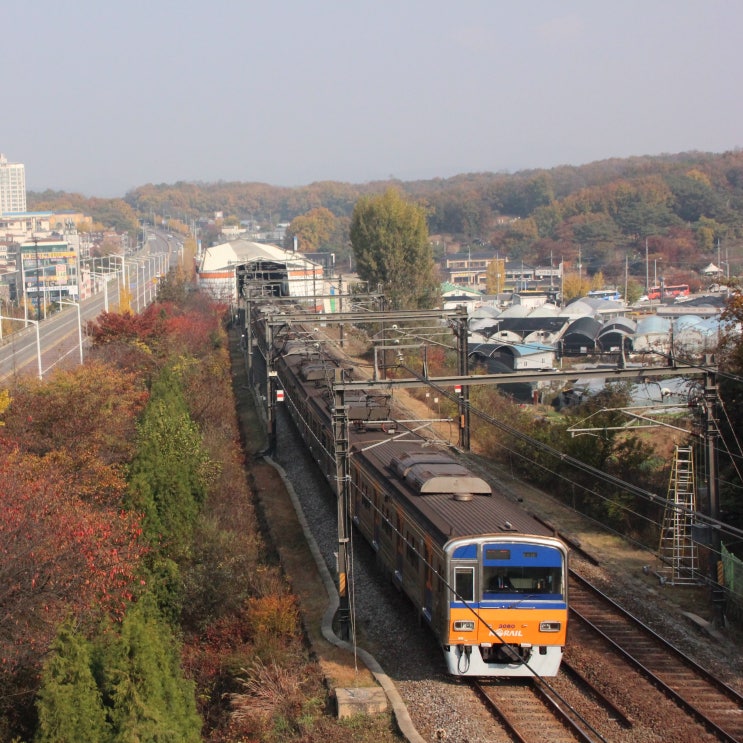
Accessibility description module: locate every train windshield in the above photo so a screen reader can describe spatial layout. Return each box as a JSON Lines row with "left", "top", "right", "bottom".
{"left": 482, "top": 565, "right": 562, "bottom": 597}
{"left": 481, "top": 543, "right": 564, "bottom": 598}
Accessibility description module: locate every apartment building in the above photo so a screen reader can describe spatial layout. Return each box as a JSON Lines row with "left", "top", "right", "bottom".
{"left": 0, "top": 154, "right": 27, "bottom": 215}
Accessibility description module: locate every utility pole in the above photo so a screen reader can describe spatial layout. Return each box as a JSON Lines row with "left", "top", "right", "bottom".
{"left": 702, "top": 358, "right": 725, "bottom": 627}
{"left": 333, "top": 368, "right": 352, "bottom": 640}
{"left": 338, "top": 274, "right": 344, "bottom": 348}
{"left": 645, "top": 237, "right": 650, "bottom": 295}
{"left": 266, "top": 321, "right": 277, "bottom": 456}
{"left": 245, "top": 294, "right": 253, "bottom": 385}
{"left": 624, "top": 254, "right": 629, "bottom": 303}
{"left": 456, "top": 315, "right": 470, "bottom": 451}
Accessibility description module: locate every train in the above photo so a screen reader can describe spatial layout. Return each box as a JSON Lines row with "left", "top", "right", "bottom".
{"left": 253, "top": 311, "right": 568, "bottom": 677}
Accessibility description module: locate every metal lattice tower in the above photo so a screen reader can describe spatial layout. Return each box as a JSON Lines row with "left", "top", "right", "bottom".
{"left": 658, "top": 446, "right": 699, "bottom": 585}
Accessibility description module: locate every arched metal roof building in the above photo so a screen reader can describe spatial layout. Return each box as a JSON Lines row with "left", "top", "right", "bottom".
{"left": 197, "top": 239, "right": 323, "bottom": 303}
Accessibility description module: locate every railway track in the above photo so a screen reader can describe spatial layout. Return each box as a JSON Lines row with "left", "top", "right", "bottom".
{"left": 249, "top": 323, "right": 743, "bottom": 740}
{"left": 473, "top": 674, "right": 610, "bottom": 743}
{"left": 569, "top": 572, "right": 743, "bottom": 742}
{"left": 472, "top": 653, "right": 637, "bottom": 743}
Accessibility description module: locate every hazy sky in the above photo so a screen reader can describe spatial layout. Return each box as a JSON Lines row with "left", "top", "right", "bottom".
{"left": 4, "top": 1, "right": 741, "bottom": 197}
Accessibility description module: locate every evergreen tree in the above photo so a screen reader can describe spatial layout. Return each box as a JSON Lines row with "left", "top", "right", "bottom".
{"left": 127, "top": 366, "right": 211, "bottom": 550}
{"left": 350, "top": 187, "right": 439, "bottom": 309}
{"left": 35, "top": 622, "right": 111, "bottom": 743}
{"left": 99, "top": 595, "right": 201, "bottom": 742}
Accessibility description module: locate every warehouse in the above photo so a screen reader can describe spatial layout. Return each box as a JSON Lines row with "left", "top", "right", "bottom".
{"left": 197, "top": 239, "right": 323, "bottom": 304}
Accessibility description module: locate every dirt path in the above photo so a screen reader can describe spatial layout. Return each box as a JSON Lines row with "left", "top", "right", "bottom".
{"left": 229, "top": 329, "right": 378, "bottom": 691}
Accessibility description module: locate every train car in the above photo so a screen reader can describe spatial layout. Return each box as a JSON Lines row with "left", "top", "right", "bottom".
{"left": 263, "top": 321, "right": 568, "bottom": 678}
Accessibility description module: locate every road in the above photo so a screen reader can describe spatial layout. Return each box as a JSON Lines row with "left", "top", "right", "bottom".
{"left": 0, "top": 231, "right": 177, "bottom": 384}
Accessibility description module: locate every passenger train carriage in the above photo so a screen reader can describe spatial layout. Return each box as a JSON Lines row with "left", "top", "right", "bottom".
{"left": 262, "top": 323, "right": 568, "bottom": 677}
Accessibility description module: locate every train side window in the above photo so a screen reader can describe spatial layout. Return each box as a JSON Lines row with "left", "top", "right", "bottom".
{"left": 406, "top": 532, "right": 418, "bottom": 566}
{"left": 454, "top": 567, "right": 475, "bottom": 603}
{"left": 381, "top": 508, "right": 392, "bottom": 536}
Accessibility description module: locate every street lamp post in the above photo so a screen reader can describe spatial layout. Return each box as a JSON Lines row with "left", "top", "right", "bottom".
{"left": 58, "top": 299, "right": 84, "bottom": 365}
{"left": 89, "top": 271, "right": 110, "bottom": 312}
{"left": 129, "top": 256, "right": 157, "bottom": 311}
{"left": 0, "top": 314, "right": 42, "bottom": 379}
{"left": 136, "top": 261, "right": 142, "bottom": 314}
{"left": 33, "top": 236, "right": 42, "bottom": 321}
{"left": 105, "top": 255, "right": 126, "bottom": 309}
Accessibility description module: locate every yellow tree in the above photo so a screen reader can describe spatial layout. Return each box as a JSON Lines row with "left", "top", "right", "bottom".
{"left": 562, "top": 272, "right": 592, "bottom": 301}
{"left": 486, "top": 258, "right": 506, "bottom": 294}
{"left": 590, "top": 271, "right": 606, "bottom": 291}
{"left": 286, "top": 207, "right": 337, "bottom": 253}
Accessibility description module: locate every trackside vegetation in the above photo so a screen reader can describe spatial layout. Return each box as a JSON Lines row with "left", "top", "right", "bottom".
{"left": 0, "top": 265, "right": 400, "bottom": 742}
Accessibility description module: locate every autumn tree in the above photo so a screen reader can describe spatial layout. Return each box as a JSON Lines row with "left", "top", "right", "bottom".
{"left": 489, "top": 217, "right": 539, "bottom": 259}
{"left": 1, "top": 362, "right": 147, "bottom": 466}
{"left": 92, "top": 233, "right": 125, "bottom": 258}
{"left": 153, "top": 263, "right": 193, "bottom": 305}
{"left": 485, "top": 257, "right": 506, "bottom": 294}
{"left": 0, "top": 443, "right": 146, "bottom": 738}
{"left": 561, "top": 271, "right": 592, "bottom": 301}
{"left": 350, "top": 188, "right": 439, "bottom": 309}
{"left": 0, "top": 446, "right": 146, "bottom": 666}
{"left": 286, "top": 207, "right": 337, "bottom": 253}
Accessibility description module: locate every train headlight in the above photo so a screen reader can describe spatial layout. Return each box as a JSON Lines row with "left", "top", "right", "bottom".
{"left": 453, "top": 620, "right": 475, "bottom": 632}
{"left": 539, "top": 621, "right": 562, "bottom": 632}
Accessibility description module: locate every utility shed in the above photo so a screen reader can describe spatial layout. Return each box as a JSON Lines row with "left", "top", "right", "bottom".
{"left": 672, "top": 315, "right": 723, "bottom": 355}
{"left": 469, "top": 341, "right": 555, "bottom": 371}
{"left": 560, "top": 316, "right": 602, "bottom": 355}
{"left": 633, "top": 315, "right": 673, "bottom": 354}
{"left": 597, "top": 317, "right": 636, "bottom": 353}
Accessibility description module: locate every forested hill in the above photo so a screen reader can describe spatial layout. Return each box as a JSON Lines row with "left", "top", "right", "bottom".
{"left": 29, "top": 149, "right": 743, "bottom": 284}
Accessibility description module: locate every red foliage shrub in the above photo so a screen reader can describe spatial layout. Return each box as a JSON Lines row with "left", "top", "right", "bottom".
{"left": 0, "top": 442, "right": 146, "bottom": 674}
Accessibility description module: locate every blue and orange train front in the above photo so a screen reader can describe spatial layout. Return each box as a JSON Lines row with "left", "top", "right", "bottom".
{"left": 442, "top": 535, "right": 568, "bottom": 677}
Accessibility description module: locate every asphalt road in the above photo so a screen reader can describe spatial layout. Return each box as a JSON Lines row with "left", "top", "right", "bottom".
{"left": 0, "top": 232, "right": 178, "bottom": 384}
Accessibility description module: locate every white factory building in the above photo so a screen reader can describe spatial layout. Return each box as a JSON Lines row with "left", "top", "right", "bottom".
{"left": 197, "top": 239, "right": 325, "bottom": 306}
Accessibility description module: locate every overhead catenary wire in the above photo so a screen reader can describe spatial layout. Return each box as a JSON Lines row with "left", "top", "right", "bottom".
{"left": 262, "top": 309, "right": 743, "bottom": 593}
{"left": 399, "top": 362, "right": 743, "bottom": 545}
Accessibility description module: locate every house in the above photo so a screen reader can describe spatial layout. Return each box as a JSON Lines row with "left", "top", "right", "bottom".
{"left": 441, "top": 281, "right": 484, "bottom": 312}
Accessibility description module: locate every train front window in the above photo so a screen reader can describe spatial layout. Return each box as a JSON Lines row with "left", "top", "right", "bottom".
{"left": 482, "top": 566, "right": 562, "bottom": 596}
{"left": 454, "top": 567, "right": 475, "bottom": 603}
{"left": 481, "top": 542, "right": 564, "bottom": 599}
